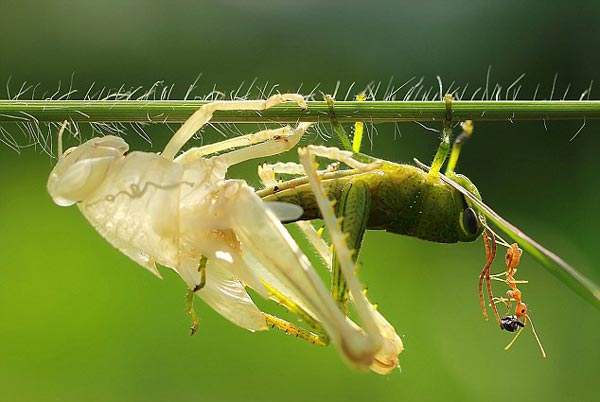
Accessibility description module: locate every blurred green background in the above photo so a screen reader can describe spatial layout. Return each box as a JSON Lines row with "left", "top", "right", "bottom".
{"left": 1, "top": 1, "right": 600, "bottom": 401}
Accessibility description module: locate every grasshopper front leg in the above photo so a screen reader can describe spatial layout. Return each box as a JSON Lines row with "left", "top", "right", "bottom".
{"left": 332, "top": 179, "right": 371, "bottom": 314}
{"left": 331, "top": 178, "right": 403, "bottom": 375}
{"left": 186, "top": 257, "right": 207, "bottom": 335}
{"left": 257, "top": 148, "right": 373, "bottom": 314}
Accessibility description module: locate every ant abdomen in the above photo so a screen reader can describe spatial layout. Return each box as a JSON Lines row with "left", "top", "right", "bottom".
{"left": 500, "top": 315, "right": 525, "bottom": 332}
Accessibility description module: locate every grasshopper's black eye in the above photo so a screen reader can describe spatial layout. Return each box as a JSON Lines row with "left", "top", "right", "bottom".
{"left": 463, "top": 207, "right": 479, "bottom": 235}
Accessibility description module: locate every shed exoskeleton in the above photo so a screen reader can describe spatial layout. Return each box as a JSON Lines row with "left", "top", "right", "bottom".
{"left": 47, "top": 94, "right": 403, "bottom": 375}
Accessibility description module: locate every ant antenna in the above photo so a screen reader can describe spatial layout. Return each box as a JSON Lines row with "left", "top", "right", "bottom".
{"left": 505, "top": 314, "right": 547, "bottom": 358}
{"left": 495, "top": 242, "right": 547, "bottom": 358}
{"left": 483, "top": 223, "right": 511, "bottom": 248}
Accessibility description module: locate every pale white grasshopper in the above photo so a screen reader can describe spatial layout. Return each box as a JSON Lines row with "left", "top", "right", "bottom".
{"left": 47, "top": 94, "right": 403, "bottom": 374}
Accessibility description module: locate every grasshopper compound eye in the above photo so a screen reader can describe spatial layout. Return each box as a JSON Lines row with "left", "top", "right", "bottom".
{"left": 462, "top": 207, "right": 479, "bottom": 235}
{"left": 500, "top": 315, "right": 525, "bottom": 332}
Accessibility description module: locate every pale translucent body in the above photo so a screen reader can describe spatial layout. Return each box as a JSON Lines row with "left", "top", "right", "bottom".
{"left": 260, "top": 148, "right": 404, "bottom": 373}
{"left": 47, "top": 95, "right": 401, "bottom": 373}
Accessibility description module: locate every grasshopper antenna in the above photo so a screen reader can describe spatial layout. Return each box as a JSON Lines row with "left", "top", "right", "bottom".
{"left": 57, "top": 120, "right": 68, "bottom": 159}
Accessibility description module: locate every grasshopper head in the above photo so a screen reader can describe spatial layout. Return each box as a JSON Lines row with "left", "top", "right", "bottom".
{"left": 47, "top": 136, "right": 128, "bottom": 206}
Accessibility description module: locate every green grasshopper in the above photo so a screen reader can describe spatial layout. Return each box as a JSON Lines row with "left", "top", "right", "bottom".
{"left": 256, "top": 94, "right": 600, "bottom": 356}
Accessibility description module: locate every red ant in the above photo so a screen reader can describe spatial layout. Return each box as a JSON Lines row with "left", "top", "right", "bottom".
{"left": 479, "top": 229, "right": 546, "bottom": 357}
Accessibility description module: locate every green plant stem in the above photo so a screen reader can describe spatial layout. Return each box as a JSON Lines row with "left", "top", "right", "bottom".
{"left": 1, "top": 100, "right": 600, "bottom": 124}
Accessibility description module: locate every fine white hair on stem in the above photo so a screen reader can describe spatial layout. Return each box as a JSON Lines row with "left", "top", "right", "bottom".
{"left": 569, "top": 117, "right": 586, "bottom": 141}
{"left": 549, "top": 73, "right": 559, "bottom": 100}
{"left": 0, "top": 74, "right": 596, "bottom": 154}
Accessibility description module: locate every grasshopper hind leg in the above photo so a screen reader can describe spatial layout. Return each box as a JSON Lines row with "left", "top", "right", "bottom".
{"left": 229, "top": 184, "right": 382, "bottom": 368}
{"left": 263, "top": 313, "right": 328, "bottom": 346}
{"left": 298, "top": 145, "right": 403, "bottom": 374}
{"left": 257, "top": 146, "right": 403, "bottom": 373}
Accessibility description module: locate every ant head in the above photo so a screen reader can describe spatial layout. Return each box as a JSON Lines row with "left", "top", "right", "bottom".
{"left": 515, "top": 301, "right": 528, "bottom": 319}
{"left": 500, "top": 315, "right": 525, "bottom": 332}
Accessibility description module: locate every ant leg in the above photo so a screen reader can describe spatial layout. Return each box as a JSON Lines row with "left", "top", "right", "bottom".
{"left": 479, "top": 267, "right": 488, "bottom": 319}
{"left": 492, "top": 295, "right": 513, "bottom": 317}
{"left": 490, "top": 272, "right": 508, "bottom": 281}
{"left": 480, "top": 230, "right": 501, "bottom": 325}
{"left": 479, "top": 230, "right": 493, "bottom": 319}
{"left": 486, "top": 266, "right": 501, "bottom": 326}
{"left": 490, "top": 271, "right": 528, "bottom": 287}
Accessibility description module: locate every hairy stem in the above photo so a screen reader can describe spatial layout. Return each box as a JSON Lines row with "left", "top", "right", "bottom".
{"left": 1, "top": 100, "right": 600, "bottom": 123}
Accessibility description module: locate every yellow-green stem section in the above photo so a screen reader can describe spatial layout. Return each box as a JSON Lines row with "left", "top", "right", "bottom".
{"left": 2, "top": 100, "right": 600, "bottom": 123}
